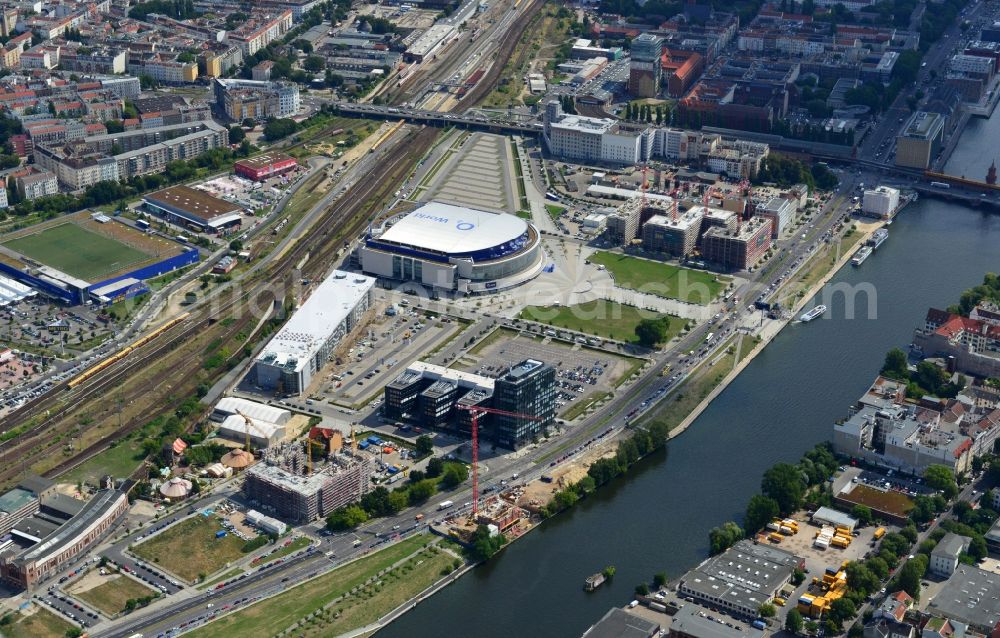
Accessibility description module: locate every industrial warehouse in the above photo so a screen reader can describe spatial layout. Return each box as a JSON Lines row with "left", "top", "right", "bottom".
{"left": 233, "top": 152, "right": 299, "bottom": 182}
{"left": 142, "top": 185, "right": 244, "bottom": 234}
{"left": 253, "top": 270, "right": 376, "bottom": 395}
{"left": 359, "top": 201, "right": 545, "bottom": 294}
{"left": 211, "top": 397, "right": 292, "bottom": 449}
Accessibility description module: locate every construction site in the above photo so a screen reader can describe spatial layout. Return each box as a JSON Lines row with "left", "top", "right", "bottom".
{"left": 241, "top": 437, "right": 374, "bottom": 525}
{"left": 433, "top": 494, "right": 533, "bottom": 546}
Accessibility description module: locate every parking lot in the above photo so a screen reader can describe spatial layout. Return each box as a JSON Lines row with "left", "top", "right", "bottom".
{"left": 314, "top": 306, "right": 465, "bottom": 407}
{"left": 454, "top": 328, "right": 635, "bottom": 415}
{"left": 0, "top": 297, "right": 114, "bottom": 358}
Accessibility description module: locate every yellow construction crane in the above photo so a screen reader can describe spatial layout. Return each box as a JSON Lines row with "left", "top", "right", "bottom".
{"left": 234, "top": 409, "right": 254, "bottom": 453}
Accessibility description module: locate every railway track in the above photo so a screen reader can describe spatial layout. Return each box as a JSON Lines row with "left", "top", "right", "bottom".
{"left": 0, "top": 127, "right": 438, "bottom": 488}
{"left": 0, "top": 0, "right": 544, "bottom": 486}
{"left": 453, "top": 0, "right": 544, "bottom": 113}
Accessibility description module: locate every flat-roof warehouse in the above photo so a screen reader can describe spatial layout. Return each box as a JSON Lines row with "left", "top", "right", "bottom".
{"left": 143, "top": 185, "right": 243, "bottom": 233}
{"left": 234, "top": 152, "right": 298, "bottom": 181}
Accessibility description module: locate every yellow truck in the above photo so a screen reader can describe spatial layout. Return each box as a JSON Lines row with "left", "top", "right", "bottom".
{"left": 768, "top": 532, "right": 784, "bottom": 543}
{"left": 873, "top": 527, "right": 886, "bottom": 540}
{"left": 831, "top": 536, "right": 850, "bottom": 549}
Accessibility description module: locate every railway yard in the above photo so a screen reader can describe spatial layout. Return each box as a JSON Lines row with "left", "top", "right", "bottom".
{"left": 0, "top": 0, "right": 907, "bottom": 635}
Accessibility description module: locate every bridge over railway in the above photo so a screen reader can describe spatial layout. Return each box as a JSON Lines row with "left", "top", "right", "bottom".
{"left": 332, "top": 102, "right": 1000, "bottom": 211}
{"left": 331, "top": 102, "right": 542, "bottom": 136}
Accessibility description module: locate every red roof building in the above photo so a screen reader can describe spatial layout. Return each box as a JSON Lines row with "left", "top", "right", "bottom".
{"left": 234, "top": 152, "right": 298, "bottom": 181}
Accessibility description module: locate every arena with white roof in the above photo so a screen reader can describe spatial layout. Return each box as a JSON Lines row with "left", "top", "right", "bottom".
{"left": 359, "top": 201, "right": 544, "bottom": 293}
{"left": 252, "top": 270, "right": 375, "bottom": 395}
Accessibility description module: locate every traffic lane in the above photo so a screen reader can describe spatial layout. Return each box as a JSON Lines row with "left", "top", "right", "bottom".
{"left": 98, "top": 552, "right": 329, "bottom": 638}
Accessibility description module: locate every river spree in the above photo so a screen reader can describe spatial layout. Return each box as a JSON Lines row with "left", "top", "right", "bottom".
{"left": 377, "top": 186, "right": 1000, "bottom": 638}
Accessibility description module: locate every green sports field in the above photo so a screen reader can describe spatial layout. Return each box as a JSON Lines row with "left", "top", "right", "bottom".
{"left": 2, "top": 223, "right": 151, "bottom": 282}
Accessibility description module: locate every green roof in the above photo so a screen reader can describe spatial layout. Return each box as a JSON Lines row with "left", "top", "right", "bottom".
{"left": 0, "top": 488, "right": 37, "bottom": 514}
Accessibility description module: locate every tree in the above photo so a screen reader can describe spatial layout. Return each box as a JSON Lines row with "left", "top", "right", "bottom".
{"left": 303, "top": 55, "right": 325, "bottom": 73}
{"left": 845, "top": 562, "right": 880, "bottom": 595}
{"left": 263, "top": 118, "right": 298, "bottom": 142}
{"left": 635, "top": 582, "right": 650, "bottom": 596}
{"left": 242, "top": 118, "right": 256, "bottom": 129}
{"left": 387, "top": 490, "right": 408, "bottom": 513}
{"left": 761, "top": 463, "right": 806, "bottom": 514}
{"left": 326, "top": 504, "right": 368, "bottom": 531}
{"left": 851, "top": 504, "right": 874, "bottom": 526}
{"left": 759, "top": 602, "right": 777, "bottom": 618}
{"left": 892, "top": 554, "right": 927, "bottom": 600}
{"left": 440, "top": 462, "right": 469, "bottom": 489}
{"left": 66, "top": 628, "right": 84, "bottom": 638}
{"left": 744, "top": 494, "right": 781, "bottom": 534}
{"left": 924, "top": 465, "right": 959, "bottom": 499}
{"left": 228, "top": 126, "right": 246, "bottom": 144}
{"left": 415, "top": 435, "right": 434, "bottom": 457}
{"left": 426, "top": 456, "right": 444, "bottom": 478}
{"left": 708, "top": 521, "right": 744, "bottom": 555}
{"left": 828, "top": 598, "right": 857, "bottom": 627}
{"left": 635, "top": 316, "right": 670, "bottom": 347}
{"left": 408, "top": 478, "right": 436, "bottom": 505}
{"left": 786, "top": 608, "right": 804, "bottom": 633}
{"left": 653, "top": 572, "right": 667, "bottom": 588}
{"left": 968, "top": 535, "right": 988, "bottom": 561}
{"left": 469, "top": 524, "right": 505, "bottom": 561}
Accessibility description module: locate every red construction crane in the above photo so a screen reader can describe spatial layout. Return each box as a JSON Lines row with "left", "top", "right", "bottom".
{"left": 454, "top": 405, "right": 541, "bottom": 517}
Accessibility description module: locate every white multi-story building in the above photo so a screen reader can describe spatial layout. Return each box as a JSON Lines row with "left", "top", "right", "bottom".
{"left": 862, "top": 185, "right": 900, "bottom": 218}
{"left": 951, "top": 54, "right": 994, "bottom": 77}
{"left": 756, "top": 196, "right": 797, "bottom": 238}
{"left": 254, "top": 271, "right": 375, "bottom": 395}
{"left": 929, "top": 533, "right": 971, "bottom": 577}
{"left": 542, "top": 101, "right": 652, "bottom": 165}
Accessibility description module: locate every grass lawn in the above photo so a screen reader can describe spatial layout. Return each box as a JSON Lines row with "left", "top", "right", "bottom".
{"left": 255, "top": 537, "right": 313, "bottom": 567}
{"left": 516, "top": 210, "right": 532, "bottom": 220}
{"left": 562, "top": 391, "right": 611, "bottom": 421}
{"left": 545, "top": 204, "right": 565, "bottom": 220}
{"left": 60, "top": 438, "right": 145, "bottom": 486}
{"left": 589, "top": 251, "right": 727, "bottom": 304}
{"left": 640, "top": 335, "right": 754, "bottom": 431}
{"left": 131, "top": 515, "right": 248, "bottom": 582}
{"left": 785, "top": 228, "right": 865, "bottom": 302}
{"left": 184, "top": 535, "right": 443, "bottom": 638}
{"left": 520, "top": 300, "right": 682, "bottom": 345}
{"left": 76, "top": 573, "right": 158, "bottom": 616}
{"left": 467, "top": 327, "right": 520, "bottom": 356}
{"left": 1, "top": 607, "right": 76, "bottom": 638}
{"left": 2, "top": 223, "right": 150, "bottom": 282}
